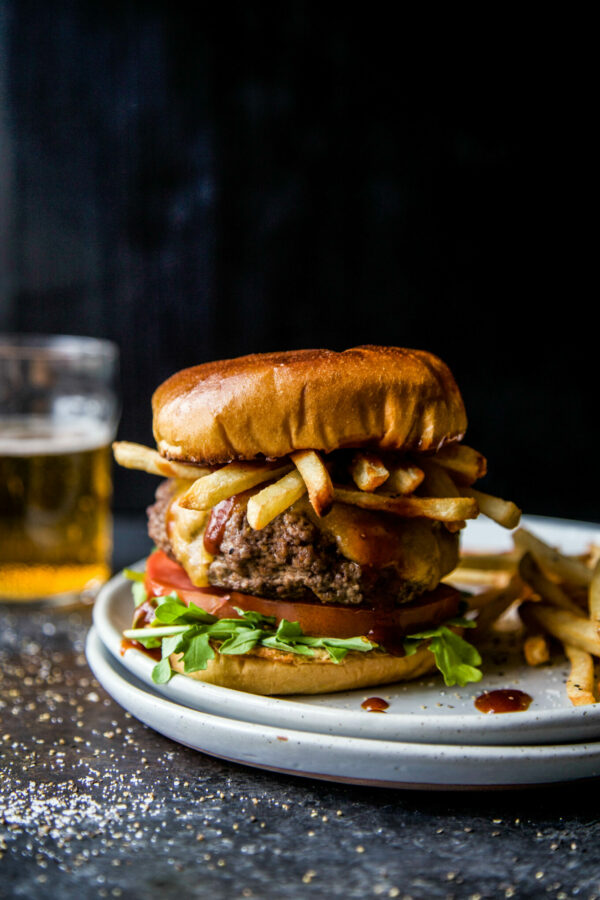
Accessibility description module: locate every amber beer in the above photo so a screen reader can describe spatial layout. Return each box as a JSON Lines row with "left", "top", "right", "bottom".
{"left": 0, "top": 417, "right": 113, "bottom": 601}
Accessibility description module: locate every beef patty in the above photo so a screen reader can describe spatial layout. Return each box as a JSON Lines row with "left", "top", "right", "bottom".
{"left": 148, "top": 481, "right": 432, "bottom": 606}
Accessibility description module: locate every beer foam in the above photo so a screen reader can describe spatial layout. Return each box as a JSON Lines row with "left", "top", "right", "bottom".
{"left": 0, "top": 416, "right": 114, "bottom": 455}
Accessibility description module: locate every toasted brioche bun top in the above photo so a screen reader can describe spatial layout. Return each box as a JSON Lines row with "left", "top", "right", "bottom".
{"left": 152, "top": 346, "right": 467, "bottom": 465}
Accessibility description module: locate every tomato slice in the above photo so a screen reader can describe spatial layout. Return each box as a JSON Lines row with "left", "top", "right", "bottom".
{"left": 143, "top": 550, "right": 461, "bottom": 640}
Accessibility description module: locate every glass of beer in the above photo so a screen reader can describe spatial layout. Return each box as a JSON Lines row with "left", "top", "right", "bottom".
{"left": 0, "top": 335, "right": 120, "bottom": 605}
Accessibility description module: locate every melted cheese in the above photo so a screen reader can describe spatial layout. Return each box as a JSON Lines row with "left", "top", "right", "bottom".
{"left": 167, "top": 492, "right": 214, "bottom": 586}
{"left": 303, "top": 499, "right": 458, "bottom": 589}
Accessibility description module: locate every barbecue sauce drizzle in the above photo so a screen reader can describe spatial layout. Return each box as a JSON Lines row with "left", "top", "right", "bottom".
{"left": 203, "top": 496, "right": 240, "bottom": 555}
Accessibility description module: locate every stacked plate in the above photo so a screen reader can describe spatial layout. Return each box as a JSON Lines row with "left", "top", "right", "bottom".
{"left": 87, "top": 515, "right": 600, "bottom": 789}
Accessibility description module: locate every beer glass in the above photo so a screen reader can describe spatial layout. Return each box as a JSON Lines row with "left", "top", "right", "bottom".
{"left": 0, "top": 335, "right": 120, "bottom": 605}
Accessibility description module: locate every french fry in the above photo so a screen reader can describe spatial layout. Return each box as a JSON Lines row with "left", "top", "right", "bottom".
{"left": 455, "top": 551, "right": 519, "bottom": 571}
{"left": 583, "top": 543, "right": 600, "bottom": 570}
{"left": 179, "top": 461, "right": 292, "bottom": 511}
{"left": 589, "top": 557, "right": 600, "bottom": 626}
{"left": 433, "top": 444, "right": 487, "bottom": 485}
{"left": 518, "top": 601, "right": 551, "bottom": 666}
{"left": 514, "top": 527, "right": 593, "bottom": 587}
{"left": 350, "top": 451, "right": 389, "bottom": 492}
{"left": 460, "top": 487, "right": 521, "bottom": 530}
{"left": 420, "top": 460, "right": 460, "bottom": 498}
{"left": 472, "top": 574, "right": 526, "bottom": 636}
{"left": 333, "top": 487, "right": 478, "bottom": 522}
{"left": 564, "top": 644, "right": 596, "bottom": 706}
{"left": 419, "top": 461, "right": 465, "bottom": 532}
{"left": 383, "top": 463, "right": 424, "bottom": 495}
{"left": 462, "top": 585, "right": 504, "bottom": 611}
{"left": 523, "top": 634, "right": 551, "bottom": 667}
{"left": 246, "top": 470, "right": 307, "bottom": 530}
{"left": 518, "top": 551, "right": 585, "bottom": 617}
{"left": 291, "top": 450, "right": 334, "bottom": 517}
{"left": 521, "top": 601, "right": 600, "bottom": 658}
{"left": 113, "top": 441, "right": 213, "bottom": 480}
{"left": 448, "top": 566, "right": 513, "bottom": 588}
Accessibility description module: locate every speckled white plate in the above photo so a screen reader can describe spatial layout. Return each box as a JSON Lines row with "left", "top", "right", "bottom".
{"left": 86, "top": 627, "right": 600, "bottom": 789}
{"left": 93, "top": 515, "right": 600, "bottom": 746}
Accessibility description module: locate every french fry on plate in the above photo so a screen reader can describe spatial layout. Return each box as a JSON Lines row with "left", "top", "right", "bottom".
{"left": 588, "top": 558, "right": 600, "bottom": 626}
{"left": 513, "top": 528, "right": 593, "bottom": 588}
{"left": 564, "top": 644, "right": 596, "bottom": 706}
{"left": 518, "top": 602, "right": 551, "bottom": 666}
{"left": 518, "top": 551, "right": 585, "bottom": 616}
{"left": 523, "top": 634, "right": 551, "bottom": 667}
{"left": 520, "top": 602, "right": 600, "bottom": 658}
{"left": 472, "top": 575, "right": 526, "bottom": 637}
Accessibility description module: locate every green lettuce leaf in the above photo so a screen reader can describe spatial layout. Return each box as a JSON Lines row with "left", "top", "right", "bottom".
{"left": 403, "top": 622, "right": 482, "bottom": 687}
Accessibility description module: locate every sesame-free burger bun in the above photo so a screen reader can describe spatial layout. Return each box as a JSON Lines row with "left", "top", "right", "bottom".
{"left": 152, "top": 346, "right": 467, "bottom": 465}
{"left": 168, "top": 640, "right": 441, "bottom": 695}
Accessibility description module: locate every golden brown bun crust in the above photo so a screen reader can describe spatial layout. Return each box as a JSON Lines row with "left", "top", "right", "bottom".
{"left": 169, "top": 643, "right": 439, "bottom": 695}
{"left": 152, "top": 346, "right": 467, "bottom": 465}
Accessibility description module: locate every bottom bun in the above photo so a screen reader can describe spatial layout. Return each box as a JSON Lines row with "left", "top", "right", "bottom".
{"left": 169, "top": 644, "right": 439, "bottom": 695}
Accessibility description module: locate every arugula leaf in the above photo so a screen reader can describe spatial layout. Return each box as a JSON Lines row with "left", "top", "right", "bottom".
{"left": 219, "top": 629, "right": 264, "bottom": 655}
{"left": 402, "top": 624, "right": 482, "bottom": 687}
{"left": 261, "top": 635, "right": 317, "bottom": 656}
{"left": 233, "top": 607, "right": 276, "bottom": 627}
{"left": 161, "top": 632, "right": 186, "bottom": 659}
{"left": 152, "top": 658, "right": 173, "bottom": 684}
{"left": 182, "top": 632, "right": 215, "bottom": 673}
{"left": 296, "top": 635, "right": 374, "bottom": 652}
{"left": 154, "top": 596, "right": 217, "bottom": 626}
{"left": 275, "top": 619, "right": 304, "bottom": 640}
{"left": 323, "top": 645, "right": 349, "bottom": 663}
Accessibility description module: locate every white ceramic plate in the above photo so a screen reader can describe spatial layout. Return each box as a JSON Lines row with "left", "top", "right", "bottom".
{"left": 93, "top": 515, "right": 600, "bottom": 746}
{"left": 86, "top": 627, "right": 600, "bottom": 789}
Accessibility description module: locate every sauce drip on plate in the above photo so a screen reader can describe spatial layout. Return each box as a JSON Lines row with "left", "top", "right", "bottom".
{"left": 474, "top": 689, "right": 532, "bottom": 714}
{"left": 361, "top": 697, "right": 390, "bottom": 713}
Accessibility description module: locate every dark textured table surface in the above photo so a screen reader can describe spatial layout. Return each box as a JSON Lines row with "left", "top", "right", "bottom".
{"left": 2, "top": 516, "right": 600, "bottom": 900}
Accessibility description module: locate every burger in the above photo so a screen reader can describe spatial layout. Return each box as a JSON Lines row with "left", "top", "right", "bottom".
{"left": 114, "top": 346, "right": 520, "bottom": 695}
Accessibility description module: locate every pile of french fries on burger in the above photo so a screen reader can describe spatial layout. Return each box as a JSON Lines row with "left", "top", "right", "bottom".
{"left": 114, "top": 439, "right": 520, "bottom": 531}
{"left": 114, "top": 439, "right": 600, "bottom": 706}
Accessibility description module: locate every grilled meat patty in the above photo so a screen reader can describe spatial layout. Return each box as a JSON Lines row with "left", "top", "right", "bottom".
{"left": 147, "top": 480, "right": 456, "bottom": 607}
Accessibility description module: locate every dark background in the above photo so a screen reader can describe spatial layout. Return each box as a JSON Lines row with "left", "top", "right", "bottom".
{"left": 0, "top": 2, "right": 597, "bottom": 521}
